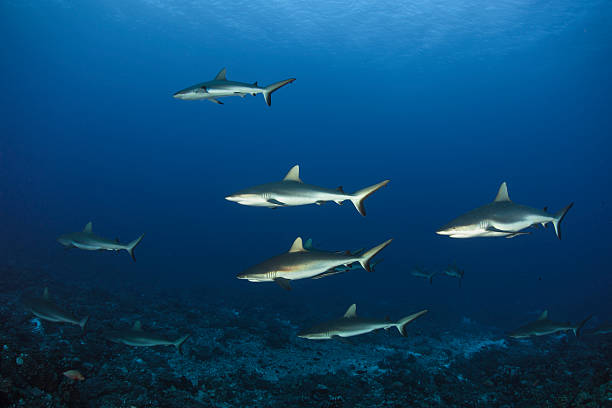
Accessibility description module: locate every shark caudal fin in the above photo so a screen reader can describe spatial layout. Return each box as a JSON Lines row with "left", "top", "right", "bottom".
{"left": 358, "top": 239, "right": 392, "bottom": 272}
{"left": 429, "top": 272, "right": 436, "bottom": 285}
{"left": 573, "top": 314, "right": 593, "bottom": 338}
{"left": 552, "top": 202, "right": 574, "bottom": 240}
{"left": 349, "top": 180, "right": 389, "bottom": 216}
{"left": 126, "top": 234, "right": 145, "bottom": 262}
{"left": 174, "top": 334, "right": 190, "bottom": 354}
{"left": 395, "top": 310, "right": 428, "bottom": 336}
{"left": 262, "top": 78, "right": 296, "bottom": 106}
{"left": 79, "top": 316, "right": 89, "bottom": 332}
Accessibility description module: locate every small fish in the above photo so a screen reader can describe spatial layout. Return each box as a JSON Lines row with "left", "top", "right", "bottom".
{"left": 63, "top": 370, "right": 85, "bottom": 381}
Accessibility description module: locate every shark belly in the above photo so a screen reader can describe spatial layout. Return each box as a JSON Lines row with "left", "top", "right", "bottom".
{"left": 72, "top": 242, "right": 102, "bottom": 251}
{"left": 276, "top": 257, "right": 356, "bottom": 281}
{"left": 336, "top": 322, "right": 386, "bottom": 337}
{"left": 121, "top": 338, "right": 170, "bottom": 347}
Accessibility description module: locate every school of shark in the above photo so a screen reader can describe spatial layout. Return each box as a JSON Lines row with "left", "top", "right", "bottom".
{"left": 19, "top": 67, "right": 609, "bottom": 395}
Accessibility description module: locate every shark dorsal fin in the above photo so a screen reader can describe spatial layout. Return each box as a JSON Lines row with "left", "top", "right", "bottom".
{"left": 283, "top": 165, "right": 302, "bottom": 183}
{"left": 304, "top": 238, "right": 313, "bottom": 250}
{"left": 494, "top": 182, "right": 510, "bottom": 202}
{"left": 83, "top": 222, "right": 93, "bottom": 233}
{"left": 43, "top": 287, "right": 49, "bottom": 299}
{"left": 289, "top": 237, "right": 305, "bottom": 253}
{"left": 344, "top": 304, "right": 357, "bottom": 318}
{"left": 253, "top": 81, "right": 258, "bottom": 87}
{"left": 215, "top": 68, "right": 227, "bottom": 81}
{"left": 133, "top": 321, "right": 142, "bottom": 331}
{"left": 538, "top": 310, "right": 548, "bottom": 320}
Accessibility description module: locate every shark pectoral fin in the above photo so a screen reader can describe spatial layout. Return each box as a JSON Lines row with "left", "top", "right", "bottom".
{"left": 267, "top": 198, "right": 286, "bottom": 206}
{"left": 504, "top": 232, "right": 531, "bottom": 239}
{"left": 331, "top": 335, "right": 353, "bottom": 345}
{"left": 208, "top": 98, "right": 224, "bottom": 105}
{"left": 274, "top": 278, "right": 292, "bottom": 291}
{"left": 486, "top": 226, "right": 520, "bottom": 235}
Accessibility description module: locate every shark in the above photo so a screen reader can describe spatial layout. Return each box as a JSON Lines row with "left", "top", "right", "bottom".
{"left": 303, "top": 238, "right": 382, "bottom": 277}
{"left": 173, "top": 68, "right": 295, "bottom": 106}
{"left": 436, "top": 182, "right": 573, "bottom": 239}
{"left": 584, "top": 324, "right": 612, "bottom": 336}
{"left": 22, "top": 288, "right": 89, "bottom": 331}
{"left": 58, "top": 222, "right": 145, "bottom": 262}
{"left": 105, "top": 321, "right": 190, "bottom": 354}
{"left": 508, "top": 310, "right": 592, "bottom": 339}
{"left": 411, "top": 267, "right": 437, "bottom": 284}
{"left": 442, "top": 265, "right": 464, "bottom": 288}
{"left": 298, "top": 304, "right": 428, "bottom": 340}
{"left": 225, "top": 165, "right": 390, "bottom": 216}
{"left": 237, "top": 237, "right": 392, "bottom": 290}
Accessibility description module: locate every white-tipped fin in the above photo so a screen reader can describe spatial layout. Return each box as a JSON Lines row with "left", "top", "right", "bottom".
{"left": 350, "top": 180, "right": 390, "bottom": 216}
{"left": 494, "top": 182, "right": 510, "bottom": 202}
{"left": 83, "top": 222, "right": 93, "bottom": 233}
{"left": 343, "top": 304, "right": 357, "bottom": 318}
{"left": 289, "top": 237, "right": 305, "bottom": 253}
{"left": 538, "top": 310, "right": 548, "bottom": 320}
{"left": 43, "top": 287, "right": 49, "bottom": 299}
{"left": 215, "top": 68, "right": 227, "bottom": 80}
{"left": 133, "top": 321, "right": 142, "bottom": 331}
{"left": 283, "top": 165, "right": 302, "bottom": 183}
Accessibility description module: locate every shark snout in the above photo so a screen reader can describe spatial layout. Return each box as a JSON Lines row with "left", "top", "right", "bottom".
{"left": 435, "top": 227, "right": 453, "bottom": 236}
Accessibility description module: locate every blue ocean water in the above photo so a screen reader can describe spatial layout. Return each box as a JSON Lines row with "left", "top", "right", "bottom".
{"left": 1, "top": 1, "right": 611, "bottom": 406}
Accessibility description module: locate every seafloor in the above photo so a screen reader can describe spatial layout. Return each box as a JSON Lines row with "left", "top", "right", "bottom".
{"left": 1, "top": 264, "right": 610, "bottom": 408}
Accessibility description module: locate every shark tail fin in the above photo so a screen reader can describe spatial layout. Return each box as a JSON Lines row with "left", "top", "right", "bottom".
{"left": 174, "top": 334, "right": 190, "bottom": 354}
{"left": 358, "top": 239, "right": 392, "bottom": 272}
{"left": 349, "top": 180, "right": 390, "bottom": 216}
{"left": 574, "top": 314, "right": 593, "bottom": 338}
{"left": 262, "top": 78, "right": 296, "bottom": 106}
{"left": 552, "top": 202, "right": 574, "bottom": 240}
{"left": 126, "top": 234, "right": 145, "bottom": 262}
{"left": 79, "top": 316, "right": 89, "bottom": 332}
{"left": 395, "top": 310, "right": 428, "bottom": 337}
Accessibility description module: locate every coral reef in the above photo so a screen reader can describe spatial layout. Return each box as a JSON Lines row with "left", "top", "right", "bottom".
{"left": 1, "top": 265, "right": 610, "bottom": 407}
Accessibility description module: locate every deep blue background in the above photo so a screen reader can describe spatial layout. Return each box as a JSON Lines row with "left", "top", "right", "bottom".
{"left": 1, "top": 1, "right": 610, "bottom": 330}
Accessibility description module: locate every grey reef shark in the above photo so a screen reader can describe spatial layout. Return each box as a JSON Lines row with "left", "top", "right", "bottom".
{"left": 58, "top": 222, "right": 144, "bottom": 262}
{"left": 23, "top": 288, "right": 89, "bottom": 331}
{"left": 237, "top": 237, "right": 392, "bottom": 290}
{"left": 226, "top": 165, "right": 390, "bottom": 216}
{"left": 442, "top": 265, "right": 464, "bottom": 288}
{"left": 105, "top": 321, "right": 190, "bottom": 354}
{"left": 436, "top": 182, "right": 573, "bottom": 239}
{"left": 411, "top": 267, "right": 437, "bottom": 284}
{"left": 508, "top": 310, "right": 592, "bottom": 339}
{"left": 298, "top": 304, "right": 428, "bottom": 341}
{"left": 173, "top": 67, "right": 295, "bottom": 106}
